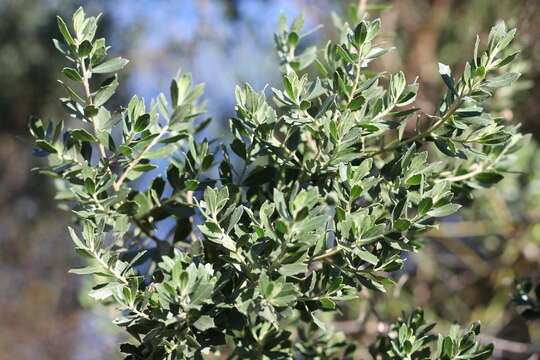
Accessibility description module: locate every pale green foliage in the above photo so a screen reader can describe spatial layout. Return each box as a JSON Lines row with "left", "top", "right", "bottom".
{"left": 29, "top": 6, "right": 526, "bottom": 360}
{"left": 370, "top": 309, "right": 493, "bottom": 360}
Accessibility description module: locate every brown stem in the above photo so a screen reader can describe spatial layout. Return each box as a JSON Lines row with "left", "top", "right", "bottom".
{"left": 435, "top": 166, "right": 483, "bottom": 183}
{"left": 301, "top": 110, "right": 319, "bottom": 154}
{"left": 185, "top": 190, "right": 199, "bottom": 242}
{"left": 357, "top": 0, "right": 368, "bottom": 18}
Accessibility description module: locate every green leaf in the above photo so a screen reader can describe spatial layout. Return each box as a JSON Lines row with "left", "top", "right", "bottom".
{"left": 427, "top": 203, "right": 461, "bottom": 218}
{"left": 496, "top": 51, "right": 520, "bottom": 68}
{"left": 319, "top": 298, "right": 336, "bottom": 310}
{"left": 294, "top": 215, "right": 328, "bottom": 233}
{"left": 28, "top": 116, "right": 45, "bottom": 139}
{"left": 204, "top": 187, "right": 218, "bottom": 216}
{"left": 117, "top": 201, "right": 139, "bottom": 216}
{"left": 356, "top": 249, "right": 378, "bottom": 265}
{"left": 269, "top": 281, "right": 300, "bottom": 307}
{"left": 35, "top": 140, "right": 57, "bottom": 154}
{"left": 443, "top": 336, "right": 455, "bottom": 357}
{"left": 300, "top": 100, "right": 311, "bottom": 110}
{"left": 291, "top": 14, "right": 304, "bottom": 33}
{"left": 193, "top": 315, "right": 215, "bottom": 331}
{"left": 133, "top": 164, "right": 158, "bottom": 172}
{"left": 231, "top": 139, "right": 246, "bottom": 159}
{"left": 350, "top": 185, "right": 362, "bottom": 199}
{"left": 185, "top": 179, "right": 199, "bottom": 191}
{"left": 336, "top": 45, "right": 355, "bottom": 64}
{"left": 329, "top": 120, "right": 338, "bottom": 141}
{"left": 395, "top": 219, "right": 411, "bottom": 231}
{"left": 349, "top": 95, "right": 365, "bottom": 111}
{"left": 398, "top": 323, "right": 408, "bottom": 345}
{"left": 78, "top": 40, "right": 93, "bottom": 57}
{"left": 405, "top": 174, "right": 422, "bottom": 186}
{"left": 91, "top": 41, "right": 107, "bottom": 66}
{"left": 418, "top": 197, "right": 433, "bottom": 216}
{"left": 354, "top": 22, "right": 368, "bottom": 45}
{"left": 159, "top": 133, "right": 188, "bottom": 144}
{"left": 81, "top": 17, "right": 98, "bottom": 42}
{"left": 94, "top": 77, "right": 119, "bottom": 107}
{"left": 279, "top": 263, "right": 307, "bottom": 276}
{"left": 283, "top": 76, "right": 295, "bottom": 100}
{"left": 58, "top": 80, "right": 85, "bottom": 103}
{"left": 315, "top": 59, "right": 329, "bottom": 77}
{"left": 62, "top": 67, "right": 83, "bottom": 82}
{"left": 475, "top": 66, "right": 486, "bottom": 78}
{"left": 170, "top": 78, "right": 179, "bottom": 107}
{"left": 84, "top": 178, "right": 96, "bottom": 194}
{"left": 363, "top": 224, "right": 386, "bottom": 239}
{"left": 92, "top": 57, "right": 129, "bottom": 74}
{"left": 134, "top": 114, "right": 150, "bottom": 132}
{"left": 52, "top": 38, "right": 71, "bottom": 58}
{"left": 484, "top": 72, "right": 521, "bottom": 88}
{"left": 143, "top": 144, "right": 177, "bottom": 159}
{"left": 288, "top": 32, "right": 299, "bottom": 47}
{"left": 190, "top": 277, "right": 215, "bottom": 306}
{"left": 439, "top": 63, "right": 456, "bottom": 94}
{"left": 73, "top": 248, "right": 95, "bottom": 260}
{"left": 84, "top": 105, "right": 99, "bottom": 118}
{"left": 94, "top": 107, "right": 113, "bottom": 131}
{"left": 71, "top": 129, "right": 97, "bottom": 142}
{"left": 475, "top": 171, "right": 504, "bottom": 184}
{"left": 72, "top": 7, "right": 85, "bottom": 38}
{"left": 89, "top": 283, "right": 122, "bottom": 300}
{"left": 56, "top": 16, "right": 75, "bottom": 46}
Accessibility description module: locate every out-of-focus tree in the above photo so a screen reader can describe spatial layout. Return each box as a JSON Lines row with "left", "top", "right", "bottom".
{"left": 0, "top": 1, "right": 122, "bottom": 359}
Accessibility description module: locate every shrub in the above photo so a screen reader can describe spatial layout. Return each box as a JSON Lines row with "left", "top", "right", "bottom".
{"left": 29, "top": 6, "right": 526, "bottom": 359}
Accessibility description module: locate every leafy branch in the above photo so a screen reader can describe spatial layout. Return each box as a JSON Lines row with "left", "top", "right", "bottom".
{"left": 29, "top": 8, "right": 526, "bottom": 360}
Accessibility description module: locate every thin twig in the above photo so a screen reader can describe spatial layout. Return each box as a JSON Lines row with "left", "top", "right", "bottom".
{"left": 113, "top": 126, "right": 168, "bottom": 191}
{"left": 307, "top": 231, "right": 393, "bottom": 263}
{"left": 348, "top": 63, "right": 362, "bottom": 104}
{"left": 436, "top": 142, "right": 510, "bottom": 183}
{"left": 435, "top": 164, "right": 483, "bottom": 183}
{"left": 357, "top": 0, "right": 368, "bottom": 19}
{"left": 370, "top": 98, "right": 464, "bottom": 157}
{"left": 185, "top": 190, "right": 199, "bottom": 243}
{"left": 274, "top": 132, "right": 303, "bottom": 168}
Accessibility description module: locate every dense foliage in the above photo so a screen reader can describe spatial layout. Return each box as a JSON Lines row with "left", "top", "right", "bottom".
{"left": 30, "top": 6, "right": 527, "bottom": 359}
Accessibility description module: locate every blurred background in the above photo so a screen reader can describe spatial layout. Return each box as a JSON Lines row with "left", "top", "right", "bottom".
{"left": 1, "top": 0, "right": 539, "bottom": 359}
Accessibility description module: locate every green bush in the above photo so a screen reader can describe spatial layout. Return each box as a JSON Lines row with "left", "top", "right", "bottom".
{"left": 30, "top": 6, "right": 526, "bottom": 359}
